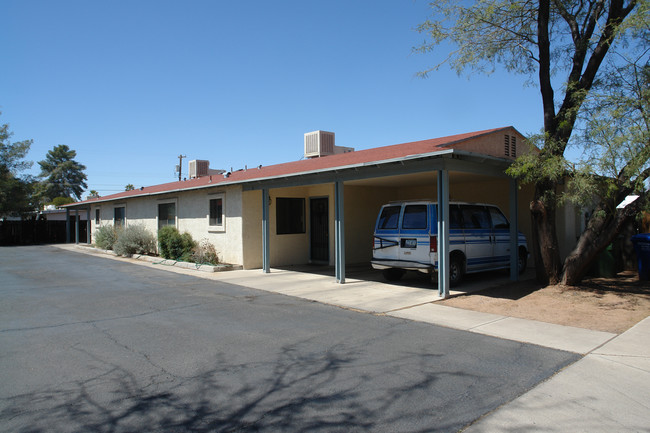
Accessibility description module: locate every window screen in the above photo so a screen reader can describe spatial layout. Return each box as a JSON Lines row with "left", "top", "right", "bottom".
{"left": 209, "top": 198, "right": 223, "bottom": 226}
{"left": 114, "top": 207, "right": 125, "bottom": 227}
{"left": 158, "top": 203, "right": 176, "bottom": 229}
{"left": 276, "top": 198, "right": 305, "bottom": 234}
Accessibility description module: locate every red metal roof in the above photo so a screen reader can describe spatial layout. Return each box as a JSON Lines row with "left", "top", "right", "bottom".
{"left": 68, "top": 126, "right": 512, "bottom": 206}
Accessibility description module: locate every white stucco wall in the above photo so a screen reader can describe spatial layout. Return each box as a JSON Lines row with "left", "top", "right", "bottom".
{"left": 89, "top": 185, "right": 245, "bottom": 266}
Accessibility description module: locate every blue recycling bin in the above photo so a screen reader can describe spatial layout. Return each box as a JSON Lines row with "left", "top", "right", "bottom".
{"left": 631, "top": 233, "right": 650, "bottom": 280}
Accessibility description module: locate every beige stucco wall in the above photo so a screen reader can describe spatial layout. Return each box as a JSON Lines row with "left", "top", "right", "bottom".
{"left": 344, "top": 185, "right": 399, "bottom": 264}
{"left": 89, "top": 185, "right": 245, "bottom": 266}
{"left": 452, "top": 127, "right": 535, "bottom": 160}
{"left": 241, "top": 189, "right": 263, "bottom": 269}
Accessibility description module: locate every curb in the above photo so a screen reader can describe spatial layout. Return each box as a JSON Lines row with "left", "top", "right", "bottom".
{"left": 71, "top": 244, "right": 241, "bottom": 273}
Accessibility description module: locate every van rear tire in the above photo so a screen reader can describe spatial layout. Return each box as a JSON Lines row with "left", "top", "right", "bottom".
{"left": 383, "top": 268, "right": 406, "bottom": 281}
{"left": 449, "top": 255, "right": 464, "bottom": 287}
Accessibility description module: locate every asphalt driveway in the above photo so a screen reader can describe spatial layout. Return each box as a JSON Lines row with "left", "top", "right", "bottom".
{"left": 0, "top": 246, "right": 580, "bottom": 432}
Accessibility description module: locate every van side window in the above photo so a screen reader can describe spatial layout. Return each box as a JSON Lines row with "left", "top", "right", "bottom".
{"left": 462, "top": 206, "right": 491, "bottom": 229}
{"left": 450, "top": 205, "right": 462, "bottom": 229}
{"left": 489, "top": 207, "right": 509, "bottom": 229}
{"left": 378, "top": 206, "right": 400, "bottom": 229}
{"left": 402, "top": 205, "right": 427, "bottom": 229}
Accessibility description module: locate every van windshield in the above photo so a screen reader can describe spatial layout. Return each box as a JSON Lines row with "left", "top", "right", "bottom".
{"left": 378, "top": 206, "right": 400, "bottom": 229}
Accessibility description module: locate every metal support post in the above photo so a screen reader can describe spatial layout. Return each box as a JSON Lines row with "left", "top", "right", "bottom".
{"left": 262, "top": 189, "right": 270, "bottom": 273}
{"left": 75, "top": 209, "right": 80, "bottom": 244}
{"left": 335, "top": 181, "right": 346, "bottom": 284}
{"left": 509, "top": 178, "right": 519, "bottom": 281}
{"left": 86, "top": 208, "right": 91, "bottom": 244}
{"left": 437, "top": 170, "right": 450, "bottom": 298}
{"left": 65, "top": 208, "right": 70, "bottom": 243}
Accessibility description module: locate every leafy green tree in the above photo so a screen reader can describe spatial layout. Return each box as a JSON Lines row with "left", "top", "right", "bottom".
{"left": 0, "top": 117, "right": 34, "bottom": 216}
{"left": 50, "top": 196, "right": 75, "bottom": 207}
{"left": 125, "top": 184, "right": 135, "bottom": 191}
{"left": 417, "top": 0, "right": 646, "bottom": 284}
{"left": 556, "top": 56, "right": 649, "bottom": 284}
{"left": 36, "top": 145, "right": 88, "bottom": 202}
{"left": 87, "top": 190, "right": 100, "bottom": 199}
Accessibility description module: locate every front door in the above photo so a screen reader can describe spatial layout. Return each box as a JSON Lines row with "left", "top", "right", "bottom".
{"left": 310, "top": 197, "right": 329, "bottom": 262}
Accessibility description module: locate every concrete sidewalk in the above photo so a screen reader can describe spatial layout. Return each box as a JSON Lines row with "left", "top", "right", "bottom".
{"left": 59, "top": 244, "right": 650, "bottom": 432}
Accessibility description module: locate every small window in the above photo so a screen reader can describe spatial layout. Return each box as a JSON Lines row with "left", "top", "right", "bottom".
{"left": 378, "top": 206, "right": 400, "bottom": 229}
{"left": 276, "top": 197, "right": 305, "bottom": 235}
{"left": 511, "top": 136, "right": 517, "bottom": 157}
{"left": 95, "top": 209, "right": 100, "bottom": 225}
{"left": 504, "top": 135, "right": 510, "bottom": 157}
{"left": 402, "top": 205, "right": 427, "bottom": 229}
{"left": 461, "top": 206, "right": 491, "bottom": 229}
{"left": 489, "top": 207, "right": 509, "bottom": 229}
{"left": 114, "top": 207, "right": 125, "bottom": 227}
{"left": 209, "top": 197, "right": 223, "bottom": 227}
{"left": 158, "top": 202, "right": 176, "bottom": 229}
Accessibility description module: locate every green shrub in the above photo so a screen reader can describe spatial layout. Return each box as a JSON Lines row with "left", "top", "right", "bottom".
{"left": 113, "top": 224, "right": 156, "bottom": 256}
{"left": 94, "top": 225, "right": 119, "bottom": 250}
{"left": 191, "top": 239, "right": 220, "bottom": 265}
{"left": 158, "top": 226, "right": 195, "bottom": 260}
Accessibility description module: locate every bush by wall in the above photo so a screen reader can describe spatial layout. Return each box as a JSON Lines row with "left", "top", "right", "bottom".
{"left": 113, "top": 224, "right": 156, "bottom": 256}
{"left": 192, "top": 238, "right": 220, "bottom": 265}
{"left": 158, "top": 226, "right": 196, "bottom": 260}
{"left": 94, "top": 225, "right": 119, "bottom": 250}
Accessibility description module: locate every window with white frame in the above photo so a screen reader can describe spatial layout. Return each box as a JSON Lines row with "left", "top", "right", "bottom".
{"left": 95, "top": 208, "right": 100, "bottom": 225}
{"left": 208, "top": 193, "right": 225, "bottom": 231}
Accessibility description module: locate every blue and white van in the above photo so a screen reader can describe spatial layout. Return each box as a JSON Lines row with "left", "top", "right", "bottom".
{"left": 371, "top": 201, "right": 528, "bottom": 286}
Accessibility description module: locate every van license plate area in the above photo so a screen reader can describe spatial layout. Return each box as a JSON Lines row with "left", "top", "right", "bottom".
{"left": 401, "top": 238, "right": 418, "bottom": 249}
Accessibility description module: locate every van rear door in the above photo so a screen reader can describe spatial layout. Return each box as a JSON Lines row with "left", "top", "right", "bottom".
{"left": 373, "top": 204, "right": 402, "bottom": 262}
{"left": 398, "top": 204, "right": 430, "bottom": 267}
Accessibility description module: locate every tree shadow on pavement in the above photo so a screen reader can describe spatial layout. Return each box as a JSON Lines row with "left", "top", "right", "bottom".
{"left": 1, "top": 338, "right": 537, "bottom": 433}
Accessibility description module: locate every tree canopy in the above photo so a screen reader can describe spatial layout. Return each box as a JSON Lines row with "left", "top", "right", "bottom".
{"left": 36, "top": 145, "right": 88, "bottom": 202}
{"left": 0, "top": 117, "right": 34, "bottom": 217}
{"left": 417, "top": 0, "right": 648, "bottom": 284}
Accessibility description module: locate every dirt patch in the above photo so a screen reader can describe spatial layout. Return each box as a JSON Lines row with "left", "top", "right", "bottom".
{"left": 439, "top": 271, "right": 650, "bottom": 334}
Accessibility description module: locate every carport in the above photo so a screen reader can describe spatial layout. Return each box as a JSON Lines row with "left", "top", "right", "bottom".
{"left": 243, "top": 147, "right": 525, "bottom": 298}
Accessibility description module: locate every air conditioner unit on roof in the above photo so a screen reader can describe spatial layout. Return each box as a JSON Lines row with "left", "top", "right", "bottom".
{"left": 304, "top": 131, "right": 335, "bottom": 158}
{"left": 189, "top": 160, "right": 210, "bottom": 178}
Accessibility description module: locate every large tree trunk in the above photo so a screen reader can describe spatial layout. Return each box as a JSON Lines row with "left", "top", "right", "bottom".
{"left": 561, "top": 199, "right": 643, "bottom": 285}
{"left": 531, "top": 181, "right": 563, "bottom": 285}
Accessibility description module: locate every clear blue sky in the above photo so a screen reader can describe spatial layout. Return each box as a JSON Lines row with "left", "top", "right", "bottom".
{"left": 2, "top": 0, "right": 544, "bottom": 197}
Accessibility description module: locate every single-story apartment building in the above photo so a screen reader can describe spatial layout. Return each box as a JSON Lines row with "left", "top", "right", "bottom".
{"left": 64, "top": 126, "right": 584, "bottom": 294}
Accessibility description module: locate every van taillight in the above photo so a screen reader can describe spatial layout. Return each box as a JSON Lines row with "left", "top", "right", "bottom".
{"left": 430, "top": 235, "right": 437, "bottom": 252}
